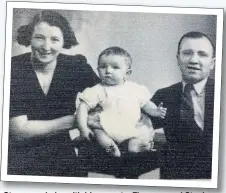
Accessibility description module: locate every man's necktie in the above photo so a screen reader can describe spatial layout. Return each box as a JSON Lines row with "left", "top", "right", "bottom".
{"left": 180, "top": 84, "right": 194, "bottom": 123}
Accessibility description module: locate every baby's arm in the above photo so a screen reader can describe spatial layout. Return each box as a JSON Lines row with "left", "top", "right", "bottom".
{"left": 142, "top": 101, "right": 167, "bottom": 119}
{"left": 77, "top": 101, "right": 94, "bottom": 141}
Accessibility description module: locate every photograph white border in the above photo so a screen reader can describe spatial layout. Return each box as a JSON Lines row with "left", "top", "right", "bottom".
{"left": 1, "top": 1, "right": 224, "bottom": 188}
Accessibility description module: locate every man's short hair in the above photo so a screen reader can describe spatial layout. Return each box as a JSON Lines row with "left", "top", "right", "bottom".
{"left": 177, "top": 31, "right": 215, "bottom": 57}
{"left": 98, "top": 46, "right": 132, "bottom": 69}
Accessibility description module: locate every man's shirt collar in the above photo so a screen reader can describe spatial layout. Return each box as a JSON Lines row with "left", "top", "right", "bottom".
{"left": 182, "top": 78, "right": 208, "bottom": 95}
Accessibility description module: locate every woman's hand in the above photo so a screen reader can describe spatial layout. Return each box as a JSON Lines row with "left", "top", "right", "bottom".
{"left": 80, "top": 128, "right": 94, "bottom": 141}
{"left": 87, "top": 111, "right": 103, "bottom": 129}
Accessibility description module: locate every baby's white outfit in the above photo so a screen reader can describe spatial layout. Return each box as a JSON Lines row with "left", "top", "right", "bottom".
{"left": 77, "top": 81, "right": 154, "bottom": 144}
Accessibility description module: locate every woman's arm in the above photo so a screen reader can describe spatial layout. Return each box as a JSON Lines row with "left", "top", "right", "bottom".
{"left": 9, "top": 115, "right": 75, "bottom": 141}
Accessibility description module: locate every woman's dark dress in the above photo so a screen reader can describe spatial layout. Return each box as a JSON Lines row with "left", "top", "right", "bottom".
{"left": 8, "top": 53, "right": 99, "bottom": 176}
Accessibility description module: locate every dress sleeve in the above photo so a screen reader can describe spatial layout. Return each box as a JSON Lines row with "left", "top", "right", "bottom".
{"left": 138, "top": 85, "right": 152, "bottom": 107}
{"left": 9, "top": 56, "right": 29, "bottom": 118}
{"left": 73, "top": 54, "right": 100, "bottom": 89}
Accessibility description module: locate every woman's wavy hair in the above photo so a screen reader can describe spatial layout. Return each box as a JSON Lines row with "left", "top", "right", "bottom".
{"left": 17, "top": 10, "right": 78, "bottom": 49}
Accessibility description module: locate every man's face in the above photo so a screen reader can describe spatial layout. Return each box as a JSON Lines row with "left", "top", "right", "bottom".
{"left": 177, "top": 37, "right": 215, "bottom": 84}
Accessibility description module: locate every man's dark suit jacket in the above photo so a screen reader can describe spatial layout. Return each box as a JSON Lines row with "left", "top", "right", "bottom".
{"left": 151, "top": 78, "right": 214, "bottom": 179}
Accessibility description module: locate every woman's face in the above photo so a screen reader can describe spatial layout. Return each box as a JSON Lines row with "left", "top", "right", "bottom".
{"left": 31, "top": 22, "right": 64, "bottom": 64}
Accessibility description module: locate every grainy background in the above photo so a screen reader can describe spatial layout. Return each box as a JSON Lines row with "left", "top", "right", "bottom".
{"left": 12, "top": 8, "right": 216, "bottom": 93}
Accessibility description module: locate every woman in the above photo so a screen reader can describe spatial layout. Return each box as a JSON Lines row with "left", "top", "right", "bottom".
{"left": 8, "top": 10, "right": 99, "bottom": 176}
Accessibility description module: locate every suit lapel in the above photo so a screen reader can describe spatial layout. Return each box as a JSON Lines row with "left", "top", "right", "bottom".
{"left": 169, "top": 82, "right": 182, "bottom": 120}
{"left": 203, "top": 78, "right": 214, "bottom": 136}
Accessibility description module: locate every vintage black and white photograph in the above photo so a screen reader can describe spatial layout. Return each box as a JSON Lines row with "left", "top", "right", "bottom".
{"left": 1, "top": 2, "right": 223, "bottom": 188}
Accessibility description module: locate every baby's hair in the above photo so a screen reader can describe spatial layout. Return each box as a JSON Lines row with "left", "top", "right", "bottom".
{"left": 98, "top": 46, "right": 132, "bottom": 69}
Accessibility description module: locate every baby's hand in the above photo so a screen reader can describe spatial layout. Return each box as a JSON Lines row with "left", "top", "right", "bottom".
{"left": 156, "top": 102, "right": 167, "bottom": 119}
{"left": 81, "top": 128, "right": 95, "bottom": 141}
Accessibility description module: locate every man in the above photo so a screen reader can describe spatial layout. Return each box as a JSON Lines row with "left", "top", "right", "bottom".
{"left": 151, "top": 31, "right": 215, "bottom": 179}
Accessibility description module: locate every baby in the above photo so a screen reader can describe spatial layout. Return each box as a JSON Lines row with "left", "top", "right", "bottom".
{"left": 76, "top": 46, "right": 167, "bottom": 157}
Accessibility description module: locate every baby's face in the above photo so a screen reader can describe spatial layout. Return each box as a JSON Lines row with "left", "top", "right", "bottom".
{"left": 98, "top": 55, "right": 130, "bottom": 86}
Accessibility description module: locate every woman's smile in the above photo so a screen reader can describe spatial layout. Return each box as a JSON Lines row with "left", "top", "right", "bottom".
{"left": 31, "top": 22, "right": 64, "bottom": 65}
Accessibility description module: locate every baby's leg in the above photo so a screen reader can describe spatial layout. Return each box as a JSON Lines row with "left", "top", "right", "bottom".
{"left": 93, "top": 129, "right": 121, "bottom": 157}
{"left": 127, "top": 138, "right": 151, "bottom": 153}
